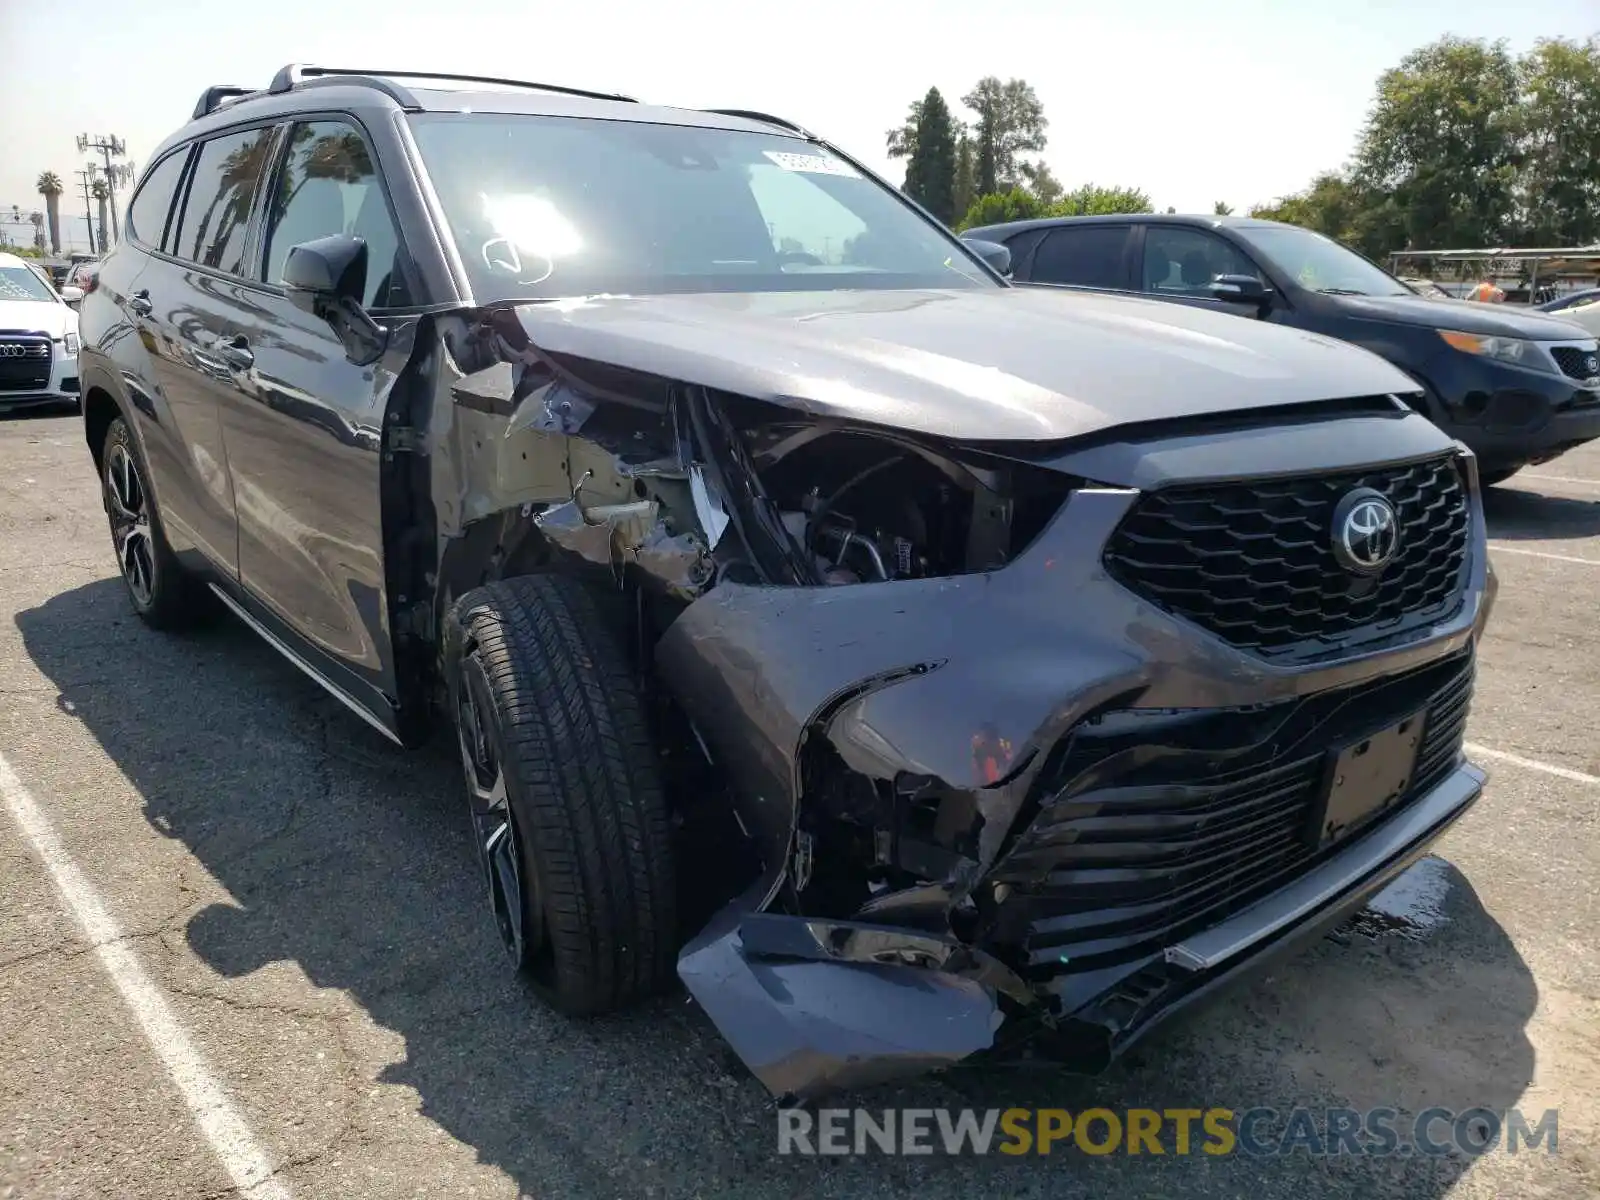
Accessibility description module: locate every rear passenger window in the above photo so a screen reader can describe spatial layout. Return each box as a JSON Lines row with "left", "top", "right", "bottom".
{"left": 1029, "top": 226, "right": 1131, "bottom": 289}
{"left": 260, "top": 120, "right": 408, "bottom": 309}
{"left": 173, "top": 128, "right": 273, "bottom": 275}
{"left": 127, "top": 150, "right": 189, "bottom": 251}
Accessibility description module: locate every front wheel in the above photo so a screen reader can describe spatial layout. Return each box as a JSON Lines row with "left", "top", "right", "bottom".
{"left": 444, "top": 574, "right": 677, "bottom": 1015}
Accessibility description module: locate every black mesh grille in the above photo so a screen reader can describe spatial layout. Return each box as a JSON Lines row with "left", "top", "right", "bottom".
{"left": 996, "top": 652, "right": 1474, "bottom": 980}
{"left": 0, "top": 337, "right": 52, "bottom": 392}
{"left": 1551, "top": 345, "right": 1599, "bottom": 383}
{"left": 1104, "top": 456, "right": 1470, "bottom": 659}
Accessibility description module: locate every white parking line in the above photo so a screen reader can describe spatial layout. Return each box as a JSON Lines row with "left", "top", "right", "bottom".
{"left": 1488, "top": 543, "right": 1600, "bottom": 566}
{"left": 1465, "top": 742, "right": 1600, "bottom": 786}
{"left": 0, "top": 752, "right": 292, "bottom": 1200}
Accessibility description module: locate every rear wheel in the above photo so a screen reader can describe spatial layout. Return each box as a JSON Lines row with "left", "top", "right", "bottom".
{"left": 445, "top": 574, "right": 677, "bottom": 1015}
{"left": 100, "top": 417, "right": 206, "bottom": 628}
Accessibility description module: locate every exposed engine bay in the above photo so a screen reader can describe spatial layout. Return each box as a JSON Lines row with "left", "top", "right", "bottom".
{"left": 754, "top": 427, "right": 1070, "bottom": 585}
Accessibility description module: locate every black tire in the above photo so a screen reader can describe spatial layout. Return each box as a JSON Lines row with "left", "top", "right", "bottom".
{"left": 100, "top": 416, "right": 207, "bottom": 629}
{"left": 444, "top": 574, "right": 677, "bottom": 1015}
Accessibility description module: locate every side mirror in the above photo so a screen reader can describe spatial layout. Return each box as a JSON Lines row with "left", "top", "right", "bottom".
{"left": 962, "top": 237, "right": 1012, "bottom": 278}
{"left": 283, "top": 233, "right": 368, "bottom": 307}
{"left": 1207, "top": 274, "right": 1272, "bottom": 310}
{"left": 282, "top": 234, "right": 387, "bottom": 365}
{"left": 59, "top": 286, "right": 84, "bottom": 303}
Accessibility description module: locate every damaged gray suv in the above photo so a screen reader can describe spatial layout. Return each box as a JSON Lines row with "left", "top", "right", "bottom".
{"left": 79, "top": 65, "right": 1495, "bottom": 1103}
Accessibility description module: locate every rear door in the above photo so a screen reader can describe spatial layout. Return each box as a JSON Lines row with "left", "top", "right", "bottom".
{"left": 122, "top": 128, "right": 276, "bottom": 576}
{"left": 211, "top": 115, "right": 415, "bottom": 708}
{"left": 1017, "top": 224, "right": 1137, "bottom": 292}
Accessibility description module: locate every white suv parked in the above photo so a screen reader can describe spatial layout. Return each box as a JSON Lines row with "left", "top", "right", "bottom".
{"left": 0, "top": 252, "right": 81, "bottom": 411}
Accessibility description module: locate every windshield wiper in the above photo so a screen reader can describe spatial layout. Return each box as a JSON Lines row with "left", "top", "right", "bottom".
{"left": 1317, "top": 287, "right": 1368, "bottom": 296}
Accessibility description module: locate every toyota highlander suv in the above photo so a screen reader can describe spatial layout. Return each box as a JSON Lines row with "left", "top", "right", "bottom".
{"left": 0, "top": 250, "right": 81, "bottom": 411}
{"left": 967, "top": 213, "right": 1600, "bottom": 484}
{"left": 77, "top": 65, "right": 1494, "bottom": 1103}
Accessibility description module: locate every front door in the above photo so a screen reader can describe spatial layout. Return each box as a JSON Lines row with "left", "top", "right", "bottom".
{"left": 211, "top": 117, "right": 414, "bottom": 704}
{"left": 1137, "top": 224, "right": 1270, "bottom": 319}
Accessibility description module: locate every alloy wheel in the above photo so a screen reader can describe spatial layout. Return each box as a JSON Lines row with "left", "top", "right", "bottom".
{"left": 105, "top": 442, "right": 155, "bottom": 607}
{"left": 456, "top": 650, "right": 545, "bottom": 966}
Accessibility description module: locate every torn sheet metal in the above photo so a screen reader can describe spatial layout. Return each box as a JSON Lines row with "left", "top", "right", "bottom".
{"left": 653, "top": 488, "right": 1153, "bottom": 902}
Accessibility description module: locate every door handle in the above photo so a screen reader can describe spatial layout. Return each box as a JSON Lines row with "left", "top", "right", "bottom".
{"left": 128, "top": 289, "right": 153, "bottom": 317}
{"left": 218, "top": 335, "right": 254, "bottom": 372}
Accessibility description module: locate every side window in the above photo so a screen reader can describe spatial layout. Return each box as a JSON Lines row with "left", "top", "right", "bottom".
{"left": 1142, "top": 227, "right": 1261, "bottom": 295}
{"left": 126, "top": 150, "right": 189, "bottom": 251}
{"left": 1029, "top": 226, "right": 1132, "bottom": 289}
{"left": 173, "top": 128, "right": 273, "bottom": 275}
{"left": 260, "top": 121, "right": 408, "bottom": 309}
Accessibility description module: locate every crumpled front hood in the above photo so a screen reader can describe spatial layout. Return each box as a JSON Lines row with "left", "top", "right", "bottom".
{"left": 1335, "top": 292, "right": 1589, "bottom": 339}
{"left": 0, "top": 299, "right": 74, "bottom": 339}
{"left": 510, "top": 287, "right": 1415, "bottom": 442}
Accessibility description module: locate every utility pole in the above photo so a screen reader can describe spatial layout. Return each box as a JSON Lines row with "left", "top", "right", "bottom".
{"left": 74, "top": 166, "right": 97, "bottom": 254}
{"left": 76, "top": 133, "right": 134, "bottom": 245}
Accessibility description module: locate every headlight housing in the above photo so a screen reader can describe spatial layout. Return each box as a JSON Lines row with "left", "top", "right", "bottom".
{"left": 63, "top": 332, "right": 80, "bottom": 356}
{"left": 1437, "top": 329, "right": 1537, "bottom": 366}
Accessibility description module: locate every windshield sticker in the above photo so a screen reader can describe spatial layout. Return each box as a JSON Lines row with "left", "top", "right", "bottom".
{"left": 762, "top": 150, "right": 861, "bottom": 178}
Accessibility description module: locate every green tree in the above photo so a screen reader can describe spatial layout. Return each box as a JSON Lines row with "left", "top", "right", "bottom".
{"left": 1213, "top": 201, "right": 1234, "bottom": 216}
{"left": 952, "top": 134, "right": 977, "bottom": 222}
{"left": 1353, "top": 35, "right": 1521, "bottom": 248}
{"left": 1020, "top": 161, "right": 1063, "bottom": 205}
{"left": 888, "top": 88, "right": 960, "bottom": 224}
{"left": 35, "top": 172, "right": 63, "bottom": 255}
{"left": 1051, "top": 184, "right": 1154, "bottom": 217}
{"left": 961, "top": 77, "right": 1047, "bottom": 195}
{"left": 1249, "top": 172, "right": 1405, "bottom": 259}
{"left": 957, "top": 187, "right": 1044, "bottom": 231}
{"left": 1515, "top": 35, "right": 1600, "bottom": 244}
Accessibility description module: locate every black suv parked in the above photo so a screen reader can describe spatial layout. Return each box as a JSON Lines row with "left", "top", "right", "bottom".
{"left": 79, "top": 66, "right": 1494, "bottom": 1102}
{"left": 966, "top": 213, "right": 1600, "bottom": 483}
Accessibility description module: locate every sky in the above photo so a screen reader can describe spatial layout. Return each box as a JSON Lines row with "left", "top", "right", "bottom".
{"left": 2, "top": 0, "right": 1594, "bottom": 252}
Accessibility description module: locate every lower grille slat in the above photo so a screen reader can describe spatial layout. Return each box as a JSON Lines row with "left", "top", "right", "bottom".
{"left": 1003, "top": 653, "right": 1475, "bottom": 978}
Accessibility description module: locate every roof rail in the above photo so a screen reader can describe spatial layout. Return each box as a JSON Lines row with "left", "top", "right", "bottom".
{"left": 267, "top": 64, "right": 637, "bottom": 105}
{"left": 702, "top": 108, "right": 811, "bottom": 136}
{"left": 191, "top": 85, "right": 256, "bottom": 120}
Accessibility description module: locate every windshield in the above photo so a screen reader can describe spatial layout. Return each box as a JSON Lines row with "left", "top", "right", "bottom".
{"left": 0, "top": 266, "right": 58, "bottom": 304}
{"left": 407, "top": 113, "right": 994, "bottom": 303}
{"left": 1234, "top": 225, "right": 1410, "bottom": 298}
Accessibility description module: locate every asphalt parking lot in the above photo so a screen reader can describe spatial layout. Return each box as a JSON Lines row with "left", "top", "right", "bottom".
{"left": 1, "top": 411, "right": 1597, "bottom": 1200}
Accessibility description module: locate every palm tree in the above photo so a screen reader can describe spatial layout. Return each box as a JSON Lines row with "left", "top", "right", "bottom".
{"left": 91, "top": 178, "right": 111, "bottom": 254}
{"left": 29, "top": 211, "right": 45, "bottom": 252}
{"left": 36, "top": 172, "right": 63, "bottom": 255}
{"left": 188, "top": 132, "right": 274, "bottom": 267}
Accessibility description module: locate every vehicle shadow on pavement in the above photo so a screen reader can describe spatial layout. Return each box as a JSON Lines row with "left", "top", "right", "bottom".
{"left": 1483, "top": 484, "right": 1600, "bottom": 542}
{"left": 17, "top": 578, "right": 1540, "bottom": 1200}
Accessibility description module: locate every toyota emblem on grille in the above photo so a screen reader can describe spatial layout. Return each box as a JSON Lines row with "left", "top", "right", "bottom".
{"left": 1331, "top": 488, "right": 1399, "bottom": 575}
{"left": 0, "top": 345, "right": 25, "bottom": 358}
